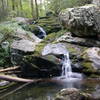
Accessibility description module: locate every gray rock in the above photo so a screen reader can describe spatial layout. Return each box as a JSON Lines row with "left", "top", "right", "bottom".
{"left": 59, "top": 5, "right": 100, "bottom": 37}
{"left": 11, "top": 39, "right": 35, "bottom": 53}
{"left": 83, "top": 47, "right": 100, "bottom": 70}
{"left": 42, "top": 43, "right": 67, "bottom": 56}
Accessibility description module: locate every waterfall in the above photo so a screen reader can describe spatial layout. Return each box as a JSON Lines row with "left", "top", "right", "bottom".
{"left": 61, "top": 52, "right": 82, "bottom": 79}
{"left": 42, "top": 43, "right": 82, "bottom": 80}
{"left": 37, "top": 26, "right": 46, "bottom": 39}
{"left": 61, "top": 53, "right": 72, "bottom": 78}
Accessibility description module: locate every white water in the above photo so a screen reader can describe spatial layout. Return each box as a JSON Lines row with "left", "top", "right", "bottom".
{"left": 42, "top": 43, "right": 82, "bottom": 80}
{"left": 37, "top": 26, "right": 46, "bottom": 38}
{"left": 61, "top": 53, "right": 72, "bottom": 78}
{"left": 61, "top": 51, "right": 82, "bottom": 80}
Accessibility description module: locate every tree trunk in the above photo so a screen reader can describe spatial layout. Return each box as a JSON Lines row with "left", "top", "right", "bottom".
{"left": 1, "top": 0, "right": 5, "bottom": 10}
{"left": 35, "top": 0, "right": 39, "bottom": 19}
{"left": 19, "top": 0, "right": 23, "bottom": 11}
{"left": 0, "top": 75, "right": 41, "bottom": 83}
{"left": 12, "top": 0, "right": 15, "bottom": 10}
{"left": 31, "top": 0, "right": 34, "bottom": 19}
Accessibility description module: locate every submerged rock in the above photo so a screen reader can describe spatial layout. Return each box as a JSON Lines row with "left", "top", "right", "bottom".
{"left": 55, "top": 88, "right": 92, "bottom": 100}
{"left": 0, "top": 81, "right": 9, "bottom": 86}
{"left": 59, "top": 5, "right": 100, "bottom": 37}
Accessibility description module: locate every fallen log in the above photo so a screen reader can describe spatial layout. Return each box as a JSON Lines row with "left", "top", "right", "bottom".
{"left": 0, "top": 66, "right": 20, "bottom": 73}
{"left": 0, "top": 75, "right": 42, "bottom": 83}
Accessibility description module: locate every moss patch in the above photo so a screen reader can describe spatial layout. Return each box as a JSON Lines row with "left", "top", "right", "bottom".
{"left": 81, "top": 61, "right": 96, "bottom": 73}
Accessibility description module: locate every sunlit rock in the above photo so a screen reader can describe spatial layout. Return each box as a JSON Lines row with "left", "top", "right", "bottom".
{"left": 59, "top": 5, "right": 100, "bottom": 37}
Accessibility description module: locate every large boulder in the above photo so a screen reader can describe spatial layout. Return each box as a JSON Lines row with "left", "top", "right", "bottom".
{"left": 59, "top": 5, "right": 100, "bottom": 37}
{"left": 20, "top": 55, "right": 61, "bottom": 78}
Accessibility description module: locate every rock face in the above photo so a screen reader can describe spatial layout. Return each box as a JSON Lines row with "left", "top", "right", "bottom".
{"left": 20, "top": 56, "right": 61, "bottom": 78}
{"left": 59, "top": 5, "right": 100, "bottom": 37}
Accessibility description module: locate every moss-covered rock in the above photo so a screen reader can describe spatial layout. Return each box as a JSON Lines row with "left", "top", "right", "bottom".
{"left": 23, "top": 17, "right": 62, "bottom": 36}
{"left": 20, "top": 55, "right": 61, "bottom": 78}
{"left": 59, "top": 4, "right": 100, "bottom": 38}
{"left": 80, "top": 47, "right": 100, "bottom": 76}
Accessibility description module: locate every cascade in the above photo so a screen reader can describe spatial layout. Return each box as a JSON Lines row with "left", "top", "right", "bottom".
{"left": 61, "top": 53, "right": 72, "bottom": 78}
{"left": 42, "top": 43, "right": 82, "bottom": 79}
{"left": 61, "top": 52, "right": 82, "bottom": 79}
{"left": 37, "top": 26, "right": 46, "bottom": 39}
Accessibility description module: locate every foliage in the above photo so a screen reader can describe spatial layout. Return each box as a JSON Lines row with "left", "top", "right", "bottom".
{"left": 46, "top": 0, "right": 92, "bottom": 14}
{"left": 0, "top": 47, "right": 11, "bottom": 67}
{"left": 0, "top": 26, "right": 14, "bottom": 36}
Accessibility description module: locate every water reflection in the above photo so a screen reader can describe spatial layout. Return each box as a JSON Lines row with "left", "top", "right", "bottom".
{"left": 1, "top": 78, "right": 100, "bottom": 100}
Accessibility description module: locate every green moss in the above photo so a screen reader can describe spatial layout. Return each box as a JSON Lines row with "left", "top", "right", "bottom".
{"left": 34, "top": 42, "right": 47, "bottom": 56}
{"left": 82, "top": 62, "right": 96, "bottom": 73}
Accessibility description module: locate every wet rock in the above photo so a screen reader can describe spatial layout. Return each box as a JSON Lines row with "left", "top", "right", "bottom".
{"left": 0, "top": 81, "right": 9, "bottom": 86}
{"left": 92, "top": 87, "right": 100, "bottom": 100}
{"left": 59, "top": 5, "right": 100, "bottom": 37}
{"left": 82, "top": 47, "right": 100, "bottom": 70}
{"left": 20, "top": 56, "right": 61, "bottom": 78}
{"left": 25, "top": 17, "right": 61, "bottom": 35}
{"left": 55, "top": 88, "right": 92, "bottom": 100}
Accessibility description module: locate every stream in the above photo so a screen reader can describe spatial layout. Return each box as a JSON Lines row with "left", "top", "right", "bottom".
{"left": 0, "top": 43, "right": 100, "bottom": 100}
{"left": 0, "top": 78, "right": 100, "bottom": 100}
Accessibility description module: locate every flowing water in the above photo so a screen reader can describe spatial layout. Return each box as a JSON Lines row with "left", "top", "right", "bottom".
{"left": 0, "top": 79, "right": 100, "bottom": 100}
{"left": 37, "top": 26, "right": 46, "bottom": 39}
{"left": 42, "top": 43, "right": 82, "bottom": 80}
{"left": 0, "top": 43, "right": 98, "bottom": 100}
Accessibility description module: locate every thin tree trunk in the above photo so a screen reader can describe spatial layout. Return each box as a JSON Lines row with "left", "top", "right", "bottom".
{"left": 35, "top": 0, "right": 39, "bottom": 19}
{"left": 12, "top": 0, "right": 15, "bottom": 10}
{"left": 0, "top": 75, "right": 42, "bottom": 83}
{"left": 19, "top": 0, "right": 23, "bottom": 11}
{"left": 31, "top": 0, "right": 34, "bottom": 19}
{"left": 1, "top": 0, "right": 5, "bottom": 10}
